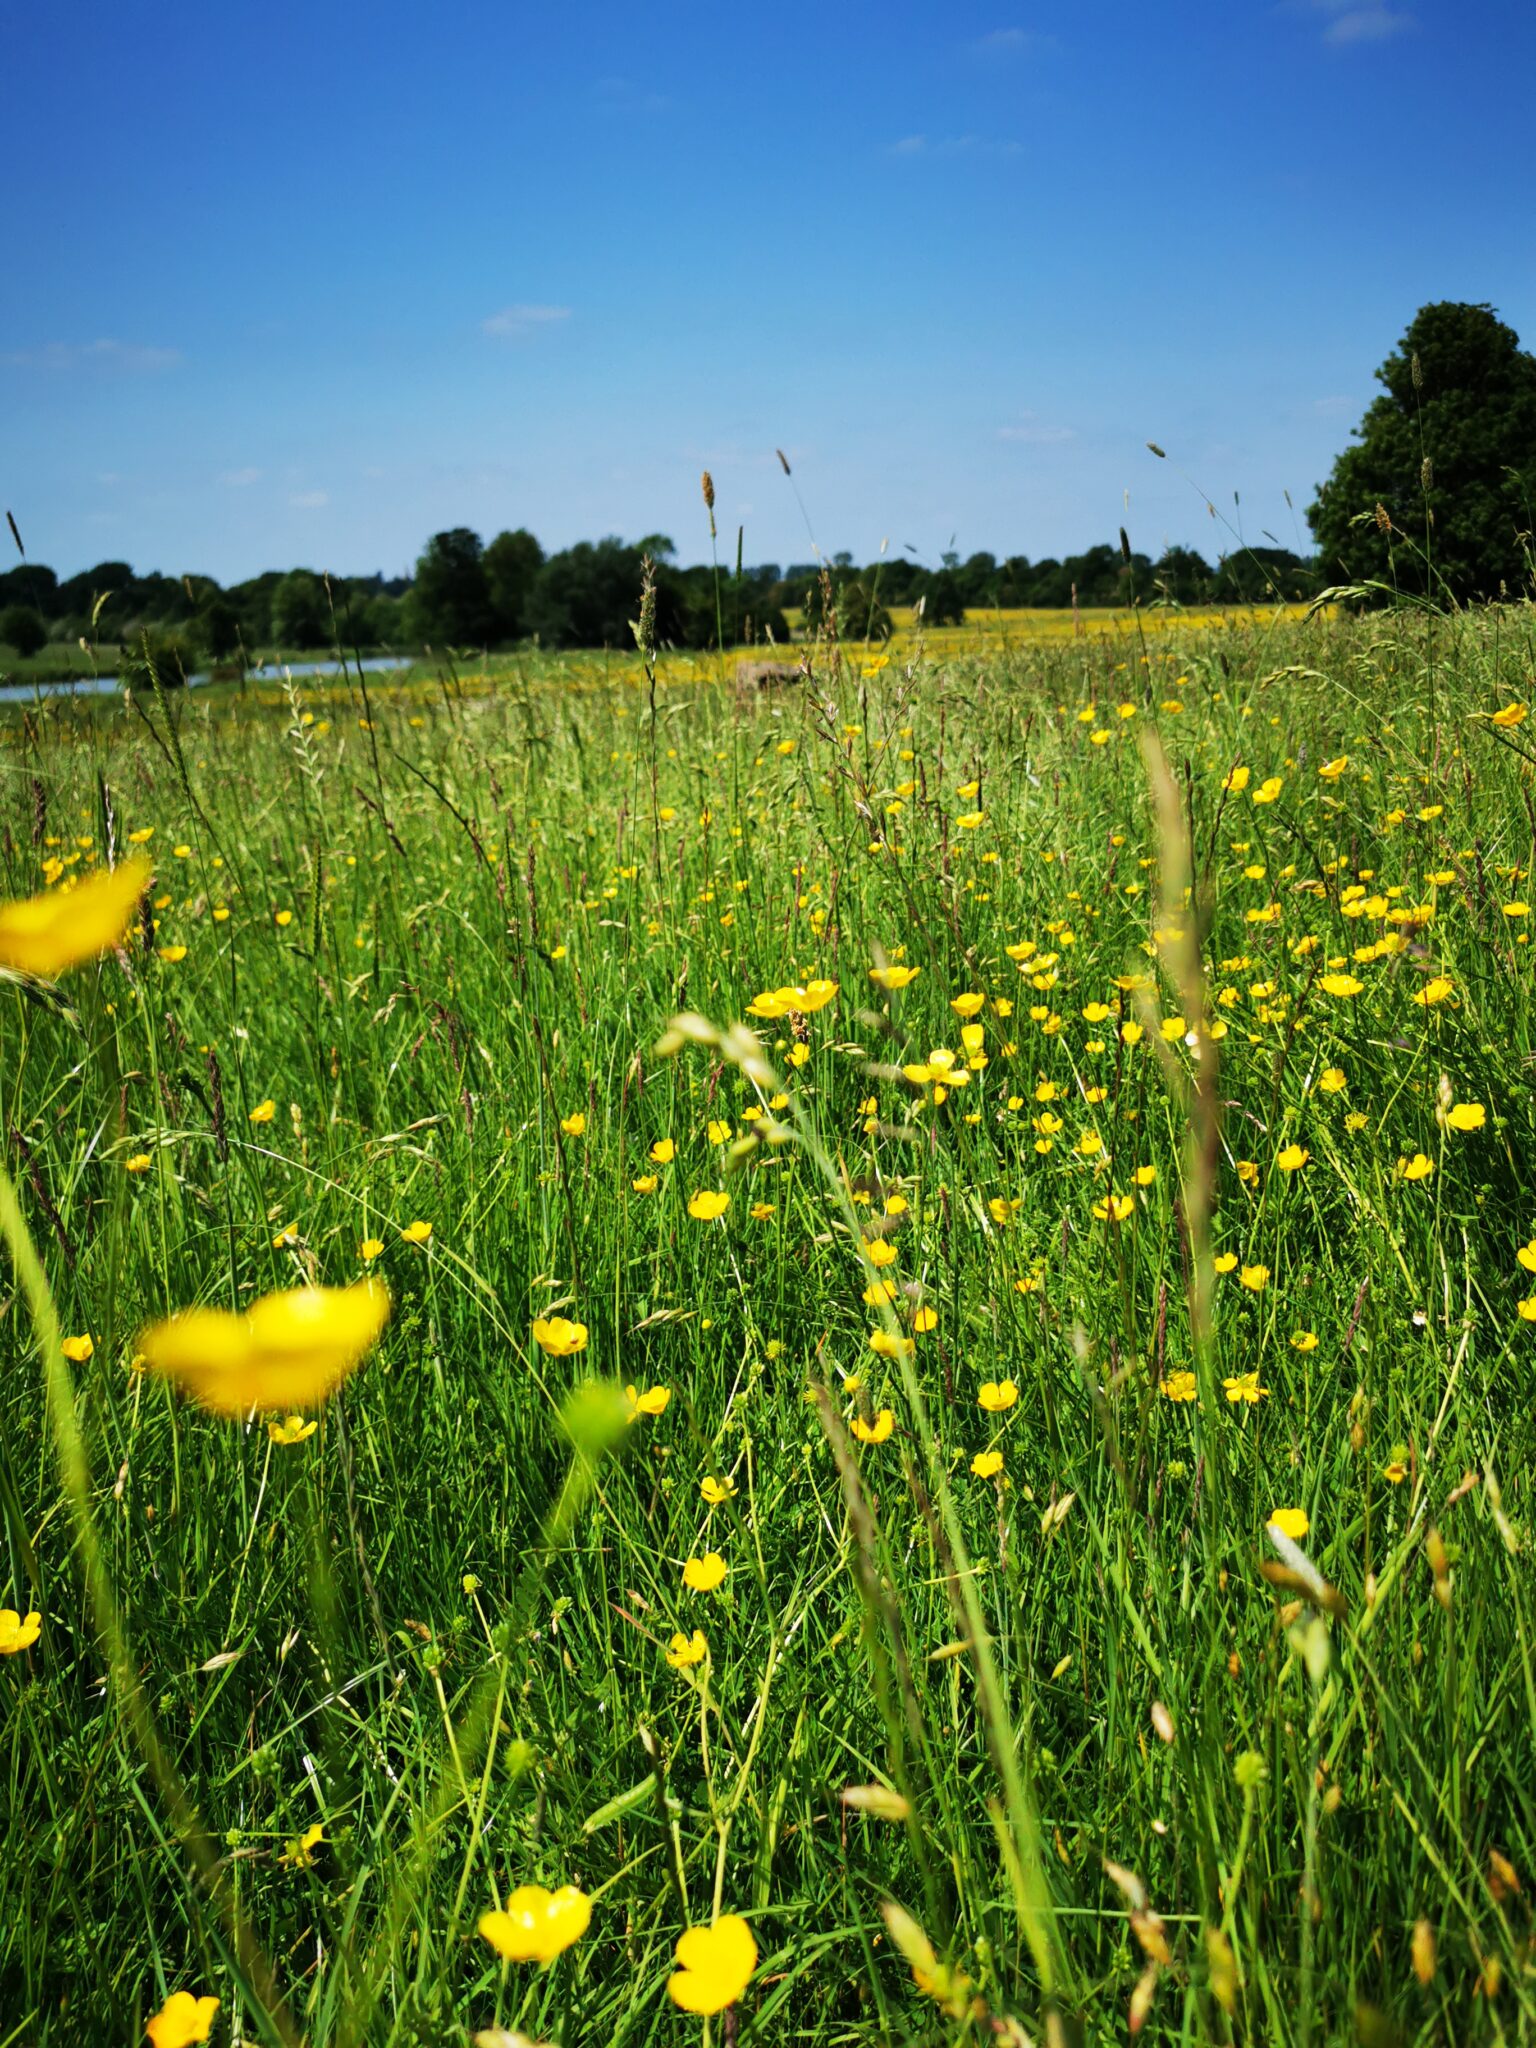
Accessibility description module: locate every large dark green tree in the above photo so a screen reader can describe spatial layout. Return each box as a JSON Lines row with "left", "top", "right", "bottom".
{"left": 1309, "top": 302, "right": 1536, "bottom": 602}
{"left": 483, "top": 527, "right": 544, "bottom": 640}
{"left": 408, "top": 528, "right": 495, "bottom": 645}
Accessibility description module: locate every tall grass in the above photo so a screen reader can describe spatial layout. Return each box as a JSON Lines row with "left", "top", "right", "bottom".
{"left": 0, "top": 604, "right": 1533, "bottom": 2044}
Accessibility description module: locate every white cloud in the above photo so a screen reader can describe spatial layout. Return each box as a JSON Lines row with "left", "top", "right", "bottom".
{"left": 0, "top": 338, "right": 182, "bottom": 372}
{"left": 220, "top": 467, "right": 263, "bottom": 488}
{"left": 289, "top": 490, "right": 329, "bottom": 509}
{"left": 1322, "top": 6, "right": 1412, "bottom": 42}
{"left": 481, "top": 304, "right": 573, "bottom": 338}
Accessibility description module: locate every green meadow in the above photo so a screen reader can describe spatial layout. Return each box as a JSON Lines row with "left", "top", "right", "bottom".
{"left": 2, "top": 605, "right": 1534, "bottom": 2046}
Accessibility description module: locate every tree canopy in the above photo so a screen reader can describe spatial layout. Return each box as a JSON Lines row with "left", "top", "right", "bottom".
{"left": 1309, "top": 302, "right": 1536, "bottom": 603}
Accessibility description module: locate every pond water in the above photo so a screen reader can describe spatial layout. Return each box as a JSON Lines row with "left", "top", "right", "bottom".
{"left": 0, "top": 654, "right": 413, "bottom": 706}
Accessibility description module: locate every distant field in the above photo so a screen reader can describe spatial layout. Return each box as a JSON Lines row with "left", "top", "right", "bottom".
{"left": 1, "top": 605, "right": 1532, "bottom": 2046}
{"left": 0, "top": 602, "right": 1325, "bottom": 690}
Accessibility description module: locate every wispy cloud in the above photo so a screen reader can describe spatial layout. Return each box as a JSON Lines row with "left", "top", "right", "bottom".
{"left": 1323, "top": 6, "right": 1412, "bottom": 42}
{"left": 220, "top": 467, "right": 263, "bottom": 488}
{"left": 481, "top": 304, "right": 573, "bottom": 339}
{"left": 889, "top": 134, "right": 1023, "bottom": 159}
{"left": 289, "top": 489, "right": 329, "bottom": 510}
{"left": 968, "top": 27, "right": 1056, "bottom": 56}
{"left": 0, "top": 338, "right": 182, "bottom": 373}
{"left": 997, "top": 414, "right": 1075, "bottom": 445}
{"left": 593, "top": 74, "right": 670, "bottom": 114}
{"left": 1304, "top": 0, "right": 1414, "bottom": 44}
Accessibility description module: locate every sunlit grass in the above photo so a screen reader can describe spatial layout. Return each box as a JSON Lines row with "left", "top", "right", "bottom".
{"left": 0, "top": 605, "right": 1532, "bottom": 2044}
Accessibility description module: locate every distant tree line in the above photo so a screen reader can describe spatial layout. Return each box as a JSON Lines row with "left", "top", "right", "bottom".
{"left": 0, "top": 527, "right": 1320, "bottom": 673}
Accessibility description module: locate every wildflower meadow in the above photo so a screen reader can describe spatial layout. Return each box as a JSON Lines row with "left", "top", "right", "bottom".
{"left": 2, "top": 604, "right": 1534, "bottom": 2046}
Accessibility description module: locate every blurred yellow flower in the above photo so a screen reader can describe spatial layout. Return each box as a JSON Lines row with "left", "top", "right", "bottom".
{"left": 1396, "top": 1153, "right": 1434, "bottom": 1181}
{"left": 667, "top": 1629, "right": 708, "bottom": 1668}
{"left": 688, "top": 1190, "right": 730, "bottom": 1220}
{"left": 61, "top": 1334, "right": 94, "bottom": 1363}
{"left": 667, "top": 1916, "right": 758, "bottom": 2014}
{"left": 626, "top": 1384, "right": 670, "bottom": 1419}
{"left": 1269, "top": 1507, "right": 1310, "bottom": 1540}
{"left": 139, "top": 1280, "right": 390, "bottom": 1416}
{"left": 0, "top": 855, "right": 149, "bottom": 977}
{"left": 560, "top": 1112, "right": 587, "bottom": 1137}
{"left": 400, "top": 1219, "right": 433, "bottom": 1244}
{"left": 267, "top": 1414, "right": 317, "bottom": 1445}
{"left": 1161, "top": 1371, "right": 1197, "bottom": 1402}
{"left": 360, "top": 1237, "right": 384, "bottom": 1262}
{"left": 145, "top": 1992, "right": 220, "bottom": 2048}
{"left": 700, "top": 1475, "right": 736, "bottom": 1505}
{"left": 248, "top": 1098, "right": 277, "bottom": 1124}
{"left": 478, "top": 1883, "right": 592, "bottom": 1964}
{"left": 650, "top": 1136, "right": 676, "bottom": 1164}
{"left": 869, "top": 964, "right": 920, "bottom": 991}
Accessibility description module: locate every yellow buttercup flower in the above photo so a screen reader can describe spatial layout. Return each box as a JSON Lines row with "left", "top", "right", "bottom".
{"left": 971, "top": 1449, "right": 1004, "bottom": 1479}
{"left": 280, "top": 1821, "right": 325, "bottom": 1869}
{"left": 667, "top": 1915, "right": 758, "bottom": 2014}
{"left": 359, "top": 1237, "right": 384, "bottom": 1262}
{"left": 682, "top": 1552, "right": 728, "bottom": 1592}
{"left": 978, "top": 1379, "right": 1018, "bottom": 1412}
{"left": 400, "top": 1219, "right": 433, "bottom": 1244}
{"left": 1445, "top": 1102, "right": 1485, "bottom": 1132}
{"left": 139, "top": 1280, "right": 390, "bottom": 1416}
{"left": 667, "top": 1629, "right": 708, "bottom": 1668}
{"left": 1276, "top": 1144, "right": 1309, "bottom": 1172}
{"left": 1269, "top": 1507, "right": 1310, "bottom": 1541}
{"left": 0, "top": 1608, "right": 42, "bottom": 1654}
{"left": 1239, "top": 1264, "right": 1269, "bottom": 1292}
{"left": 869, "top": 964, "right": 920, "bottom": 991}
{"left": 851, "top": 1408, "right": 894, "bottom": 1444}
{"left": 61, "top": 1334, "right": 94, "bottom": 1363}
{"left": 478, "top": 1883, "right": 592, "bottom": 1965}
{"left": 1491, "top": 701, "right": 1528, "bottom": 727}
{"left": 0, "top": 855, "right": 150, "bottom": 976}
{"left": 700, "top": 1474, "right": 736, "bottom": 1505}
{"left": 560, "top": 1111, "right": 587, "bottom": 1137}
{"left": 267, "top": 1414, "right": 318, "bottom": 1445}
{"left": 688, "top": 1190, "right": 730, "bottom": 1221}
{"left": 626, "top": 1383, "right": 670, "bottom": 1420}
{"left": 145, "top": 1992, "right": 220, "bottom": 2048}
{"left": 1223, "top": 1372, "right": 1268, "bottom": 1405}
{"left": 632, "top": 1173, "right": 659, "bottom": 1193}
{"left": 1160, "top": 1370, "right": 1197, "bottom": 1402}
{"left": 532, "top": 1315, "right": 588, "bottom": 1357}
{"left": 248, "top": 1098, "right": 277, "bottom": 1124}
{"left": 1320, "top": 974, "right": 1362, "bottom": 998}
{"left": 650, "top": 1136, "right": 676, "bottom": 1164}
{"left": 1396, "top": 1153, "right": 1434, "bottom": 1181}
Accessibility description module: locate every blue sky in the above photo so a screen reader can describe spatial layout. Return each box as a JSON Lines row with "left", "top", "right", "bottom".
{"left": 5, "top": 0, "right": 1533, "bottom": 583}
